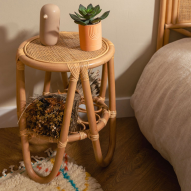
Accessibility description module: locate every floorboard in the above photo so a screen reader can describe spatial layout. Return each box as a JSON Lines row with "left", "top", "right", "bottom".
{"left": 0, "top": 117, "right": 181, "bottom": 191}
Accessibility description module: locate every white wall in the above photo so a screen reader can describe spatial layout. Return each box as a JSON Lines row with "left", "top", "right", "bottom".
{"left": 0, "top": 0, "right": 160, "bottom": 126}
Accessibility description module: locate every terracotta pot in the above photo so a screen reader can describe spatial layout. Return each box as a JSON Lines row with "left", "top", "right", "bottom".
{"left": 79, "top": 21, "right": 102, "bottom": 51}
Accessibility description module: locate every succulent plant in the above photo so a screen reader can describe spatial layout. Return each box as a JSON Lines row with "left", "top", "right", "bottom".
{"left": 69, "top": 4, "right": 110, "bottom": 25}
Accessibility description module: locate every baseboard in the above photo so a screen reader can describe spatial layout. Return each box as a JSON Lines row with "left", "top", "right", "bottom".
{"left": 0, "top": 106, "right": 18, "bottom": 128}
{"left": 0, "top": 97, "right": 134, "bottom": 128}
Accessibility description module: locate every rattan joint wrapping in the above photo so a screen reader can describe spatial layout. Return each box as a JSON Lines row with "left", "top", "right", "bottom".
{"left": 57, "top": 140, "right": 68, "bottom": 148}
{"left": 87, "top": 131, "right": 99, "bottom": 141}
{"left": 99, "top": 118, "right": 107, "bottom": 126}
{"left": 109, "top": 110, "right": 117, "bottom": 118}
{"left": 80, "top": 62, "right": 89, "bottom": 81}
{"left": 68, "top": 63, "right": 80, "bottom": 82}
{"left": 79, "top": 131, "right": 87, "bottom": 140}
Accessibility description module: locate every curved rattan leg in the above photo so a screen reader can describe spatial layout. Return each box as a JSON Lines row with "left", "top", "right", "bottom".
{"left": 17, "top": 62, "right": 78, "bottom": 183}
{"left": 43, "top": 71, "right": 51, "bottom": 94}
{"left": 100, "top": 63, "right": 107, "bottom": 98}
{"left": 81, "top": 58, "right": 116, "bottom": 167}
{"left": 61, "top": 72, "right": 68, "bottom": 89}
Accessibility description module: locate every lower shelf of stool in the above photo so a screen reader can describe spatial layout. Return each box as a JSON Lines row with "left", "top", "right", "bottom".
{"left": 26, "top": 108, "right": 110, "bottom": 144}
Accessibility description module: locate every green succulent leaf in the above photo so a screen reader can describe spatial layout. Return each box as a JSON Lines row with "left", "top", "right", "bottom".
{"left": 94, "top": 5, "right": 101, "bottom": 14}
{"left": 69, "top": 14, "right": 82, "bottom": 22}
{"left": 84, "top": 20, "right": 90, "bottom": 24}
{"left": 91, "top": 18, "right": 101, "bottom": 24}
{"left": 74, "top": 12, "right": 84, "bottom": 18}
{"left": 78, "top": 4, "right": 87, "bottom": 16}
{"left": 74, "top": 20, "right": 87, "bottom": 26}
{"left": 79, "top": 9, "right": 87, "bottom": 17}
{"left": 70, "top": 4, "right": 110, "bottom": 25}
{"left": 79, "top": 4, "right": 87, "bottom": 12}
{"left": 87, "top": 4, "right": 93, "bottom": 12}
{"left": 83, "top": 13, "right": 93, "bottom": 20}
{"left": 99, "top": 11, "right": 110, "bottom": 20}
{"left": 91, "top": 9, "right": 102, "bottom": 19}
{"left": 87, "top": 7, "right": 101, "bottom": 20}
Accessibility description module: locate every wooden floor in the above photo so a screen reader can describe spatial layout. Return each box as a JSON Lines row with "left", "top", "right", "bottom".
{"left": 0, "top": 117, "right": 181, "bottom": 191}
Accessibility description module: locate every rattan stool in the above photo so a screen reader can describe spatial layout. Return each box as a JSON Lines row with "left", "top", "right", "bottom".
{"left": 16, "top": 31, "right": 116, "bottom": 183}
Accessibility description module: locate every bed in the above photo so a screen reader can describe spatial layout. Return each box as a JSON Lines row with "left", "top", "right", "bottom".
{"left": 131, "top": 0, "right": 191, "bottom": 190}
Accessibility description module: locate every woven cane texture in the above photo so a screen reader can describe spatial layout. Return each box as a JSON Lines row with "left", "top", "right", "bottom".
{"left": 24, "top": 32, "right": 109, "bottom": 64}
{"left": 178, "top": 0, "right": 191, "bottom": 23}
{"left": 68, "top": 63, "right": 80, "bottom": 81}
{"left": 80, "top": 62, "right": 89, "bottom": 81}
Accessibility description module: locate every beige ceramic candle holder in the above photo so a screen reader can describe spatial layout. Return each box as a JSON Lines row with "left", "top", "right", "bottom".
{"left": 40, "top": 4, "right": 60, "bottom": 46}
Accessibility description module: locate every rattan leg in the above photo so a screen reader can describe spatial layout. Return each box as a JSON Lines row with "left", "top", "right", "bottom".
{"left": 61, "top": 72, "right": 68, "bottom": 89}
{"left": 43, "top": 71, "right": 51, "bottom": 94}
{"left": 106, "top": 57, "right": 117, "bottom": 161}
{"left": 157, "top": 0, "right": 166, "bottom": 50}
{"left": 17, "top": 63, "right": 78, "bottom": 183}
{"left": 164, "top": 0, "right": 172, "bottom": 45}
{"left": 81, "top": 58, "right": 116, "bottom": 167}
{"left": 16, "top": 61, "right": 26, "bottom": 120}
{"left": 100, "top": 63, "right": 107, "bottom": 98}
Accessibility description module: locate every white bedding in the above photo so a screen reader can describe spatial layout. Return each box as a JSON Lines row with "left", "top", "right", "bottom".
{"left": 131, "top": 38, "right": 191, "bottom": 191}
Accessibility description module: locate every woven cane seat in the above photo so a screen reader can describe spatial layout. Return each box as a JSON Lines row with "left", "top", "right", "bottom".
{"left": 178, "top": 0, "right": 191, "bottom": 23}
{"left": 18, "top": 32, "right": 114, "bottom": 72}
{"left": 24, "top": 32, "right": 108, "bottom": 63}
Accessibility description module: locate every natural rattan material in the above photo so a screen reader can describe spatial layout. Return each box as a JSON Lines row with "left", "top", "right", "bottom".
{"left": 17, "top": 61, "right": 25, "bottom": 70}
{"left": 20, "top": 129, "right": 28, "bottom": 137}
{"left": 68, "top": 63, "right": 80, "bottom": 81}
{"left": 99, "top": 118, "right": 107, "bottom": 126}
{"left": 87, "top": 131, "right": 99, "bottom": 141}
{"left": 24, "top": 96, "right": 110, "bottom": 143}
{"left": 178, "top": 0, "right": 191, "bottom": 23}
{"left": 67, "top": 61, "right": 89, "bottom": 84}
{"left": 16, "top": 32, "right": 116, "bottom": 183}
{"left": 24, "top": 32, "right": 109, "bottom": 64}
{"left": 80, "top": 62, "right": 89, "bottom": 81}
{"left": 79, "top": 131, "right": 87, "bottom": 140}
{"left": 16, "top": 48, "right": 25, "bottom": 61}
{"left": 109, "top": 110, "right": 117, "bottom": 118}
{"left": 57, "top": 140, "right": 68, "bottom": 148}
